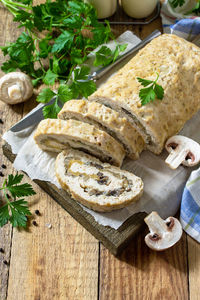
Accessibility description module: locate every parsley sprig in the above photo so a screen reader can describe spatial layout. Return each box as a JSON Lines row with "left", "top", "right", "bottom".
{"left": 0, "top": 0, "right": 127, "bottom": 118}
{"left": 0, "top": 174, "right": 36, "bottom": 228}
{"left": 170, "top": 0, "right": 200, "bottom": 15}
{"left": 186, "top": 0, "right": 200, "bottom": 15}
{"left": 94, "top": 44, "right": 128, "bottom": 67}
{"left": 169, "top": 0, "right": 185, "bottom": 8}
{"left": 137, "top": 73, "right": 164, "bottom": 106}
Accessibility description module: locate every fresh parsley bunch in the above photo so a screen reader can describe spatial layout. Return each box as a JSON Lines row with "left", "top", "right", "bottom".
{"left": 0, "top": 174, "right": 36, "bottom": 227}
{"left": 0, "top": 0, "right": 127, "bottom": 118}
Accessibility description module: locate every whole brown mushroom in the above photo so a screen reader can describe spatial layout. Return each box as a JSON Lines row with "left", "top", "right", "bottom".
{"left": 0, "top": 72, "right": 33, "bottom": 105}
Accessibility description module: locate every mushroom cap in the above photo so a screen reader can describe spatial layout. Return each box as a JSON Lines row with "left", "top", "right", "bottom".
{"left": 0, "top": 72, "right": 33, "bottom": 105}
{"left": 144, "top": 212, "right": 183, "bottom": 251}
{"left": 165, "top": 135, "right": 200, "bottom": 168}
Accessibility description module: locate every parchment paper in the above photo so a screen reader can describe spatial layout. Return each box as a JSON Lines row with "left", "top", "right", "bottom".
{"left": 2, "top": 31, "right": 200, "bottom": 229}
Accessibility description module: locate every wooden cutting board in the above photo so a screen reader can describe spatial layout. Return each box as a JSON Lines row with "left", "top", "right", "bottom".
{"left": 3, "top": 142, "right": 146, "bottom": 255}
{"left": 1, "top": 4, "right": 162, "bottom": 256}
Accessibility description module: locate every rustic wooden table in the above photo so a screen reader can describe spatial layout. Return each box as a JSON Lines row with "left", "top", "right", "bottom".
{"left": 0, "top": 1, "right": 200, "bottom": 299}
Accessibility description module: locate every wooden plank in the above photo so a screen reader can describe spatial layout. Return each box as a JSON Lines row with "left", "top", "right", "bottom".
{"left": 99, "top": 230, "right": 189, "bottom": 300}
{"left": 7, "top": 191, "right": 99, "bottom": 300}
{"left": 0, "top": 1, "right": 98, "bottom": 299}
{"left": 188, "top": 236, "right": 200, "bottom": 300}
{"left": 99, "top": 12, "right": 189, "bottom": 300}
{"left": 3, "top": 141, "right": 147, "bottom": 255}
{"left": 5, "top": 77, "right": 99, "bottom": 300}
{"left": 0, "top": 4, "right": 24, "bottom": 300}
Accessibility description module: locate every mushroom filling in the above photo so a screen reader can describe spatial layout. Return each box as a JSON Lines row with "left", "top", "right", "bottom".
{"left": 64, "top": 157, "right": 133, "bottom": 197}
{"left": 121, "top": 108, "right": 152, "bottom": 145}
{"left": 93, "top": 100, "right": 152, "bottom": 145}
{"left": 40, "top": 137, "right": 113, "bottom": 163}
{"left": 62, "top": 114, "right": 131, "bottom": 154}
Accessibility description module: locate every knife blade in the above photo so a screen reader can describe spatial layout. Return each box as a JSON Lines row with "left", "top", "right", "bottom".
{"left": 10, "top": 97, "right": 59, "bottom": 132}
{"left": 9, "top": 30, "right": 161, "bottom": 133}
{"left": 87, "top": 30, "right": 161, "bottom": 81}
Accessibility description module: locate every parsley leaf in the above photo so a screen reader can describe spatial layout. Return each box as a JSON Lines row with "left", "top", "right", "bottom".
{"left": 57, "top": 84, "right": 74, "bottom": 103}
{"left": 137, "top": 73, "right": 164, "bottom": 105}
{"left": 0, "top": 173, "right": 36, "bottom": 228}
{"left": 169, "top": 0, "right": 185, "bottom": 8}
{"left": 94, "top": 44, "right": 128, "bottom": 67}
{"left": 70, "top": 66, "right": 97, "bottom": 98}
{"left": 186, "top": 0, "right": 200, "bottom": 15}
{"left": 139, "top": 87, "right": 156, "bottom": 105}
{"left": 42, "top": 97, "right": 61, "bottom": 119}
{"left": 6, "top": 173, "right": 24, "bottom": 186}
{"left": 37, "top": 88, "right": 56, "bottom": 103}
{"left": 51, "top": 31, "right": 74, "bottom": 53}
{"left": 0, "top": 204, "right": 10, "bottom": 227}
{"left": 43, "top": 69, "right": 58, "bottom": 86}
{"left": 9, "top": 199, "right": 32, "bottom": 227}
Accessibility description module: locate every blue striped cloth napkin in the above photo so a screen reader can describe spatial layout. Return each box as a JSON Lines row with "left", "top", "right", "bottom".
{"left": 161, "top": 0, "right": 200, "bottom": 243}
{"left": 180, "top": 169, "right": 200, "bottom": 243}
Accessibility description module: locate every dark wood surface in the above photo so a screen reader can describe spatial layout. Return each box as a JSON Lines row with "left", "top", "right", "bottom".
{"left": 1, "top": 1, "right": 200, "bottom": 299}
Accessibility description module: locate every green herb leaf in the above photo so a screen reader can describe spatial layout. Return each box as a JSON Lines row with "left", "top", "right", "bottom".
{"left": 154, "top": 83, "right": 164, "bottom": 99}
{"left": 6, "top": 173, "right": 24, "bottom": 187}
{"left": 70, "top": 66, "right": 96, "bottom": 98}
{"left": 139, "top": 87, "right": 156, "bottom": 106}
{"left": 39, "top": 37, "right": 52, "bottom": 58}
{"left": 0, "top": 174, "right": 35, "bottom": 228}
{"left": 137, "top": 74, "right": 164, "bottom": 105}
{"left": 57, "top": 84, "right": 74, "bottom": 103}
{"left": 51, "top": 31, "right": 74, "bottom": 53}
{"left": 0, "top": 204, "right": 10, "bottom": 227}
{"left": 93, "top": 46, "right": 112, "bottom": 67}
{"left": 37, "top": 88, "right": 56, "bottom": 103}
{"left": 169, "top": 0, "right": 185, "bottom": 8}
{"left": 137, "top": 77, "right": 154, "bottom": 87}
{"left": 43, "top": 69, "right": 58, "bottom": 85}
{"left": 42, "top": 97, "right": 61, "bottom": 119}
{"left": 94, "top": 44, "right": 127, "bottom": 67}
{"left": 7, "top": 183, "right": 36, "bottom": 198}
{"left": 186, "top": 1, "right": 200, "bottom": 15}
{"left": 9, "top": 199, "right": 31, "bottom": 227}
{"left": 6, "top": 174, "right": 36, "bottom": 198}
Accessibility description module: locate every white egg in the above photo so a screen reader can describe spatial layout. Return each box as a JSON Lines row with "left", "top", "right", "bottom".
{"left": 121, "top": 0, "right": 158, "bottom": 19}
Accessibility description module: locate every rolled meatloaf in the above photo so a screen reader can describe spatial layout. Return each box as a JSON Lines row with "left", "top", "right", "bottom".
{"left": 58, "top": 99, "right": 145, "bottom": 159}
{"left": 55, "top": 149, "right": 144, "bottom": 212}
{"left": 89, "top": 34, "right": 200, "bottom": 154}
{"left": 34, "top": 119, "right": 125, "bottom": 167}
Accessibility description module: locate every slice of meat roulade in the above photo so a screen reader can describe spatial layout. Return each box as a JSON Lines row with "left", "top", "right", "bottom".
{"left": 34, "top": 119, "right": 125, "bottom": 167}
{"left": 55, "top": 149, "right": 144, "bottom": 212}
{"left": 58, "top": 99, "right": 145, "bottom": 160}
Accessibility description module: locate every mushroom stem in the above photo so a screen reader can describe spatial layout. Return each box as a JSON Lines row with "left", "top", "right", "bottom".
{"left": 8, "top": 84, "right": 22, "bottom": 101}
{"left": 144, "top": 211, "right": 168, "bottom": 235}
{"left": 165, "top": 148, "right": 188, "bottom": 169}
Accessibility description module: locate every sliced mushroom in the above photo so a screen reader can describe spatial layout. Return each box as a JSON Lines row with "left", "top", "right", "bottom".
{"left": 165, "top": 135, "right": 200, "bottom": 169}
{"left": 0, "top": 72, "right": 33, "bottom": 105}
{"left": 144, "top": 212, "right": 182, "bottom": 251}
